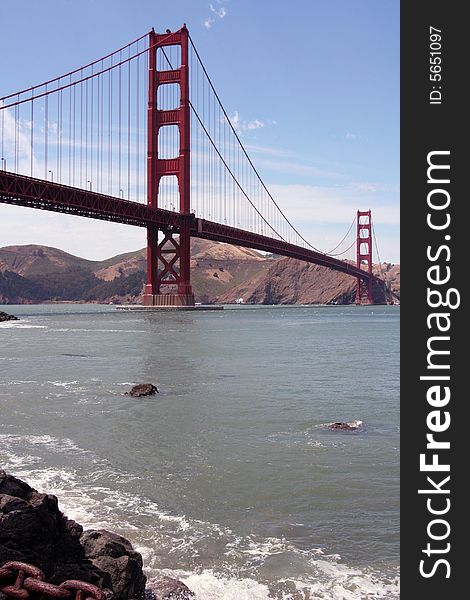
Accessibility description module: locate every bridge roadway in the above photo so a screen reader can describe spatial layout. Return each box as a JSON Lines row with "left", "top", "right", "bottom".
{"left": 0, "top": 171, "right": 377, "bottom": 283}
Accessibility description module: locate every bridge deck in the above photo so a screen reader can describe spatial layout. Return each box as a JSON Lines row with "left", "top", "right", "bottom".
{"left": 0, "top": 171, "right": 377, "bottom": 283}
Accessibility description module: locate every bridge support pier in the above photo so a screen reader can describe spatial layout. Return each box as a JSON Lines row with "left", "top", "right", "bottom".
{"left": 143, "top": 225, "right": 194, "bottom": 307}
{"left": 356, "top": 277, "right": 373, "bottom": 305}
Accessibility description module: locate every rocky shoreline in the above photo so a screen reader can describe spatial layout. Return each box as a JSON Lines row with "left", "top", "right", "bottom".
{"left": 0, "top": 471, "right": 193, "bottom": 600}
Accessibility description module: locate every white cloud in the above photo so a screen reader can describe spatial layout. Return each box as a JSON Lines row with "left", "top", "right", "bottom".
{"left": 254, "top": 157, "right": 342, "bottom": 180}
{"left": 349, "top": 181, "right": 399, "bottom": 194}
{"left": 245, "top": 143, "right": 291, "bottom": 158}
{"left": 267, "top": 182, "right": 399, "bottom": 226}
{"left": 246, "top": 119, "right": 264, "bottom": 130}
{"left": 244, "top": 143, "right": 350, "bottom": 179}
{"left": 229, "top": 111, "right": 268, "bottom": 134}
{"left": 210, "top": 3, "right": 227, "bottom": 18}
{"left": 204, "top": 1, "right": 228, "bottom": 29}
{"left": 345, "top": 132, "right": 357, "bottom": 140}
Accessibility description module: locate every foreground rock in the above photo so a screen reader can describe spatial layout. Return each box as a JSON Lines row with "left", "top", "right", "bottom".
{"left": 126, "top": 384, "right": 159, "bottom": 397}
{"left": 81, "top": 530, "right": 145, "bottom": 600}
{"left": 0, "top": 311, "right": 18, "bottom": 322}
{"left": 328, "top": 420, "right": 363, "bottom": 431}
{"left": 0, "top": 470, "right": 146, "bottom": 599}
{"left": 146, "top": 577, "right": 194, "bottom": 600}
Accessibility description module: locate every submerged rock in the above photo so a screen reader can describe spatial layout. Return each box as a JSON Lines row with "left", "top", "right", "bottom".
{"left": 126, "top": 384, "right": 159, "bottom": 397}
{"left": 0, "top": 311, "right": 18, "bottom": 322}
{"left": 328, "top": 420, "right": 363, "bottom": 431}
{"left": 0, "top": 470, "right": 146, "bottom": 599}
{"left": 146, "top": 577, "right": 194, "bottom": 600}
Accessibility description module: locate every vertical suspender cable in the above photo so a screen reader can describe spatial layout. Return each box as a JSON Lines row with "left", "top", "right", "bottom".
{"left": 97, "top": 70, "right": 101, "bottom": 192}
{"left": 14, "top": 100, "right": 18, "bottom": 172}
{"left": 30, "top": 98, "right": 34, "bottom": 176}
{"left": 136, "top": 47, "right": 140, "bottom": 202}
{"left": 68, "top": 76, "right": 72, "bottom": 185}
{"left": 80, "top": 77, "right": 83, "bottom": 187}
{"left": 90, "top": 67, "right": 94, "bottom": 189}
{"left": 127, "top": 47, "right": 131, "bottom": 199}
{"left": 72, "top": 83, "right": 76, "bottom": 186}
{"left": 85, "top": 78, "right": 88, "bottom": 187}
{"left": 108, "top": 61, "right": 112, "bottom": 195}
{"left": 118, "top": 52, "right": 122, "bottom": 197}
{"left": 1, "top": 104, "right": 4, "bottom": 169}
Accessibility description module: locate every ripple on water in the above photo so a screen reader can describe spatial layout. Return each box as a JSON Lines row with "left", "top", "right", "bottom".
{"left": 0, "top": 433, "right": 399, "bottom": 599}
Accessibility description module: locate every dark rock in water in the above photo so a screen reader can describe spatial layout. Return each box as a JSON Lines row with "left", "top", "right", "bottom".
{"left": 126, "top": 383, "right": 159, "bottom": 397}
{"left": 0, "top": 470, "right": 146, "bottom": 599}
{"left": 146, "top": 577, "right": 194, "bottom": 600}
{"left": 81, "top": 530, "right": 146, "bottom": 600}
{"left": 328, "top": 420, "right": 363, "bottom": 431}
{"left": 0, "top": 311, "right": 19, "bottom": 322}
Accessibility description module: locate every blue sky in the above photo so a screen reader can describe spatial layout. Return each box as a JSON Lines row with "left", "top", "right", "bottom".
{"left": 0, "top": 0, "right": 399, "bottom": 262}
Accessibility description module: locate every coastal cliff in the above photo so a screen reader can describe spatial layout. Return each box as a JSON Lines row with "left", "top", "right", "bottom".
{"left": 0, "top": 242, "right": 400, "bottom": 305}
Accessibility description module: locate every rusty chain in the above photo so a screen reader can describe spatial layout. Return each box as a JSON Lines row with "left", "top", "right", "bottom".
{"left": 0, "top": 562, "right": 105, "bottom": 600}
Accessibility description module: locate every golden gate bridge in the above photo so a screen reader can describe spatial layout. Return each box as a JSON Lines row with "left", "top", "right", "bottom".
{"left": 0, "top": 26, "right": 386, "bottom": 306}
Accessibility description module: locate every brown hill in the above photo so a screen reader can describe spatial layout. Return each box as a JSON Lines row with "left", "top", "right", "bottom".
{"left": 0, "top": 245, "right": 96, "bottom": 277}
{"left": 218, "top": 258, "right": 400, "bottom": 305}
{"left": 0, "top": 242, "right": 400, "bottom": 305}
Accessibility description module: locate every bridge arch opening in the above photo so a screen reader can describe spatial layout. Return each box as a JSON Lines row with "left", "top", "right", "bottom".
{"left": 157, "top": 83, "right": 180, "bottom": 111}
{"left": 157, "top": 174, "right": 179, "bottom": 212}
{"left": 158, "top": 125, "right": 179, "bottom": 160}
{"left": 156, "top": 45, "right": 181, "bottom": 70}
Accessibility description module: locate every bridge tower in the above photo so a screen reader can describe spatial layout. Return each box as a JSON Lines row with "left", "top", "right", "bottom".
{"left": 144, "top": 26, "right": 195, "bottom": 307}
{"left": 356, "top": 209, "right": 373, "bottom": 305}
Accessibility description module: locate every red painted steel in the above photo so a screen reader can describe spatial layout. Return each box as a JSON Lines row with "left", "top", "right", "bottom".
{"left": 145, "top": 28, "right": 158, "bottom": 299}
{"left": 355, "top": 209, "right": 373, "bottom": 304}
{"left": 0, "top": 170, "right": 382, "bottom": 288}
{"left": 144, "top": 26, "right": 194, "bottom": 306}
{"left": 0, "top": 171, "right": 181, "bottom": 229}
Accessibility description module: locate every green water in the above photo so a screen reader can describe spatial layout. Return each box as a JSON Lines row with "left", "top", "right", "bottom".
{"left": 0, "top": 304, "right": 399, "bottom": 599}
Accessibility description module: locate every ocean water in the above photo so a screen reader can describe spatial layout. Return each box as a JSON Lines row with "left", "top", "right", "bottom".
{"left": 0, "top": 304, "right": 399, "bottom": 599}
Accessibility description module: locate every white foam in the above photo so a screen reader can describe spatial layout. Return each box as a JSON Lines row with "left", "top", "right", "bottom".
{"left": 50, "top": 328, "right": 147, "bottom": 333}
{"left": 0, "top": 434, "right": 399, "bottom": 599}
{"left": 147, "top": 568, "right": 399, "bottom": 600}
{"left": 0, "top": 322, "right": 47, "bottom": 329}
{"left": 176, "top": 571, "right": 272, "bottom": 600}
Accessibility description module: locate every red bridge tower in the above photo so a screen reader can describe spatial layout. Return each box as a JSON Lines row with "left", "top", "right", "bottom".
{"left": 356, "top": 210, "right": 373, "bottom": 304}
{"left": 144, "top": 26, "right": 195, "bottom": 307}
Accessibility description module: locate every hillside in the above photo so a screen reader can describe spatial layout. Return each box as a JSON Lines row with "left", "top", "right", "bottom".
{"left": 219, "top": 258, "right": 400, "bottom": 305}
{"left": 0, "top": 242, "right": 400, "bottom": 305}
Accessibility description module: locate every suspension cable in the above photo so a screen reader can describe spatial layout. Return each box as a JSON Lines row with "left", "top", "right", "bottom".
{"left": 372, "top": 221, "right": 386, "bottom": 281}
{"left": 0, "top": 32, "right": 149, "bottom": 103}
{"left": 0, "top": 31, "right": 178, "bottom": 111}
{"left": 325, "top": 216, "right": 356, "bottom": 255}
{"left": 328, "top": 238, "right": 357, "bottom": 257}
{"left": 188, "top": 33, "right": 324, "bottom": 253}
{"left": 0, "top": 26, "right": 365, "bottom": 264}
{"left": 159, "top": 46, "right": 288, "bottom": 242}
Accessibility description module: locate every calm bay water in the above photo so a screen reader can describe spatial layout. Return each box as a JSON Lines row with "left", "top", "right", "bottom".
{"left": 1, "top": 304, "right": 399, "bottom": 599}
